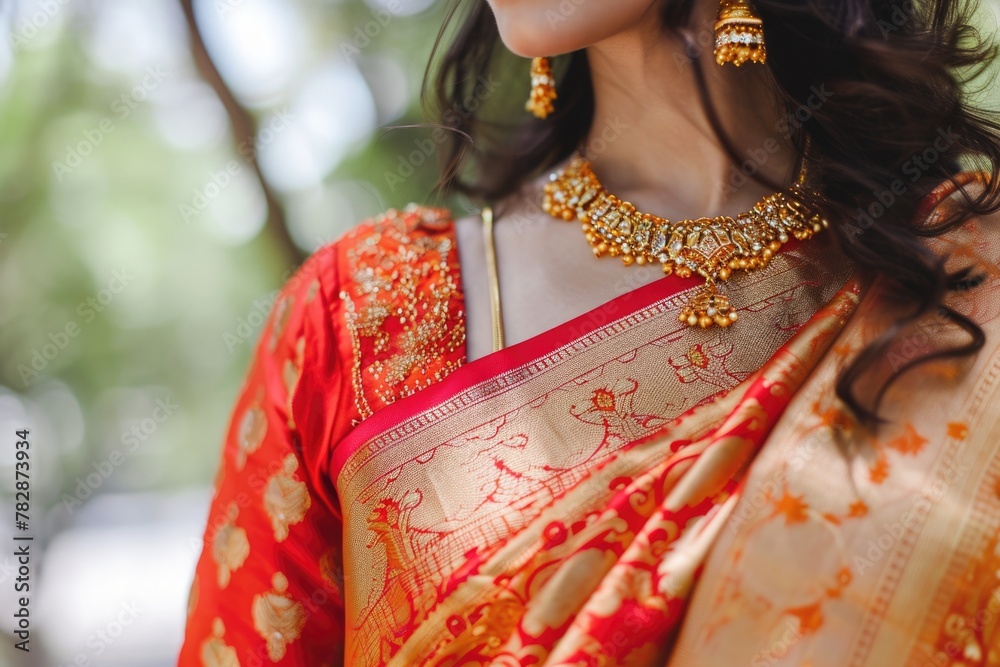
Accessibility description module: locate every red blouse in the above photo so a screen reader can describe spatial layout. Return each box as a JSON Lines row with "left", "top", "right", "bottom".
{"left": 179, "top": 206, "right": 466, "bottom": 666}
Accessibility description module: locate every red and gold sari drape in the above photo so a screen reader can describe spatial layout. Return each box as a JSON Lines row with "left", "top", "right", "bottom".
{"left": 180, "top": 182, "right": 1000, "bottom": 667}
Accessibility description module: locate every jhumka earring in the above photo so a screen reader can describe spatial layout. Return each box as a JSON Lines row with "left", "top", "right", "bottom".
{"left": 526, "top": 56, "right": 557, "bottom": 119}
{"left": 714, "top": 0, "right": 767, "bottom": 66}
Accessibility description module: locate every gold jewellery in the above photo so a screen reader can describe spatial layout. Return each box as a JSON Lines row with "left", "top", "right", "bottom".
{"left": 526, "top": 57, "right": 557, "bottom": 119}
{"left": 525, "top": 2, "right": 767, "bottom": 117}
{"left": 542, "top": 157, "right": 827, "bottom": 329}
{"left": 714, "top": 0, "right": 767, "bottom": 66}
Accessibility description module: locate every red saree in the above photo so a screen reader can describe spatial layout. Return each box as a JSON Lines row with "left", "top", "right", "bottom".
{"left": 180, "top": 182, "right": 1000, "bottom": 666}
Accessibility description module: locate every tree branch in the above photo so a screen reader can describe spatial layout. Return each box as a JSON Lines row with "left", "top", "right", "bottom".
{"left": 177, "top": 0, "right": 304, "bottom": 266}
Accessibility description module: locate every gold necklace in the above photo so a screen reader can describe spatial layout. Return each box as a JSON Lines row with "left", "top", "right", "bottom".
{"left": 542, "top": 156, "right": 827, "bottom": 329}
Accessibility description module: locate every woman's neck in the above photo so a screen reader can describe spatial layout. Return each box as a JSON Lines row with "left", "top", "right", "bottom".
{"left": 583, "top": 2, "right": 797, "bottom": 219}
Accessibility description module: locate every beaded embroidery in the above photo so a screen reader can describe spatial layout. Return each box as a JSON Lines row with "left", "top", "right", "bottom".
{"left": 338, "top": 205, "right": 466, "bottom": 420}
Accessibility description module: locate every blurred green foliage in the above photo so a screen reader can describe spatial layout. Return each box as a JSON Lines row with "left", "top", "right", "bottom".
{"left": 0, "top": 0, "right": 997, "bottom": 522}
{"left": 0, "top": 0, "right": 460, "bottom": 514}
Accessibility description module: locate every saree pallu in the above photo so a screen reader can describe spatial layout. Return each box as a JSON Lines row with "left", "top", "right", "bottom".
{"left": 668, "top": 210, "right": 1000, "bottom": 667}
{"left": 181, "top": 188, "right": 1000, "bottom": 667}
{"left": 332, "top": 214, "right": 1000, "bottom": 664}
{"left": 332, "top": 235, "right": 861, "bottom": 665}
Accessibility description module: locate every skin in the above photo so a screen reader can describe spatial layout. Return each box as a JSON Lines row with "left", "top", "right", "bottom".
{"left": 487, "top": 0, "right": 664, "bottom": 58}
{"left": 459, "top": 0, "right": 801, "bottom": 362}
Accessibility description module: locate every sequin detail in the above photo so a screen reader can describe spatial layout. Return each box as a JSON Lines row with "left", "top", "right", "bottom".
{"left": 338, "top": 205, "right": 466, "bottom": 420}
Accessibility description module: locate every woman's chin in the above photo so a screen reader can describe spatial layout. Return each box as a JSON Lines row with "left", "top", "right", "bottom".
{"left": 488, "top": 0, "right": 657, "bottom": 57}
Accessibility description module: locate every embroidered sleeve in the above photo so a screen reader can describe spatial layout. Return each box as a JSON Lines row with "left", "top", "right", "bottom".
{"left": 335, "top": 206, "right": 466, "bottom": 419}
{"left": 179, "top": 247, "right": 346, "bottom": 667}
{"left": 179, "top": 205, "right": 467, "bottom": 667}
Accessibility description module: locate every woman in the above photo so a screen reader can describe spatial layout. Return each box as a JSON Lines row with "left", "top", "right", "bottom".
{"left": 180, "top": 0, "right": 1000, "bottom": 665}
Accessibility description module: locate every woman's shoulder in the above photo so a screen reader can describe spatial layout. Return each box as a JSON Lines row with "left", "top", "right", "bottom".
{"left": 287, "top": 204, "right": 466, "bottom": 421}
{"left": 331, "top": 204, "right": 456, "bottom": 258}
{"left": 298, "top": 204, "right": 457, "bottom": 285}
{"left": 278, "top": 204, "right": 460, "bottom": 318}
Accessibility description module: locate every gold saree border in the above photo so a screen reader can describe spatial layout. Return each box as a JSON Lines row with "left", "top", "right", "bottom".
{"left": 334, "top": 238, "right": 857, "bottom": 666}
{"left": 334, "top": 240, "right": 853, "bottom": 484}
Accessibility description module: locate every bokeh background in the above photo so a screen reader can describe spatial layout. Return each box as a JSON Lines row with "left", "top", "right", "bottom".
{"left": 0, "top": 0, "right": 997, "bottom": 665}
{"left": 0, "top": 0, "right": 464, "bottom": 664}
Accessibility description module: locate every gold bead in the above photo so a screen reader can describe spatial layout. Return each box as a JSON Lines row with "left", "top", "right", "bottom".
{"left": 540, "top": 155, "right": 823, "bottom": 332}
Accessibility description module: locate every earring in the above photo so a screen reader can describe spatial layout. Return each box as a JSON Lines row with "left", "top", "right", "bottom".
{"left": 714, "top": 0, "right": 767, "bottom": 67}
{"left": 526, "top": 57, "right": 557, "bottom": 119}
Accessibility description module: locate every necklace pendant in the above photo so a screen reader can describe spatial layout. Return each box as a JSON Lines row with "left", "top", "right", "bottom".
{"left": 678, "top": 283, "right": 740, "bottom": 329}
{"left": 542, "top": 156, "right": 823, "bottom": 332}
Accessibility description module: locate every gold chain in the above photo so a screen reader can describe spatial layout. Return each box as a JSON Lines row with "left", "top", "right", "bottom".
{"left": 542, "top": 156, "right": 827, "bottom": 329}
{"left": 482, "top": 206, "right": 505, "bottom": 352}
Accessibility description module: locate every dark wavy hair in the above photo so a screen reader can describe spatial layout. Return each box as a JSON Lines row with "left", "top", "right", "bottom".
{"left": 423, "top": 0, "right": 1000, "bottom": 425}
